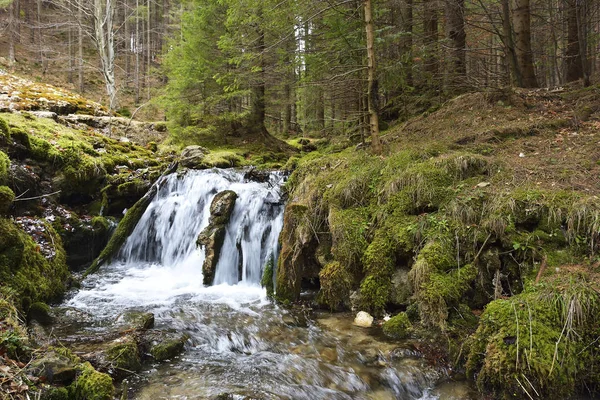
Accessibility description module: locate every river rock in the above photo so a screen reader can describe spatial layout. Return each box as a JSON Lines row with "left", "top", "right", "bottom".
{"left": 354, "top": 311, "right": 374, "bottom": 327}
{"left": 180, "top": 145, "right": 209, "bottom": 169}
{"left": 115, "top": 310, "right": 155, "bottom": 330}
{"left": 389, "top": 269, "right": 411, "bottom": 306}
{"left": 142, "top": 331, "right": 189, "bottom": 362}
{"left": 197, "top": 190, "right": 238, "bottom": 285}
{"left": 27, "top": 351, "right": 77, "bottom": 384}
{"left": 106, "top": 335, "right": 142, "bottom": 376}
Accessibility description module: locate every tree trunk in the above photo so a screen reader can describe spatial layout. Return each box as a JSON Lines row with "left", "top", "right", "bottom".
{"left": 400, "top": 0, "right": 413, "bottom": 86}
{"left": 94, "top": 0, "right": 118, "bottom": 110}
{"left": 445, "top": 0, "right": 466, "bottom": 87}
{"left": 423, "top": 0, "right": 438, "bottom": 75}
{"left": 8, "top": 1, "right": 16, "bottom": 65}
{"left": 78, "top": 0, "right": 84, "bottom": 92}
{"left": 501, "top": 0, "right": 521, "bottom": 86}
{"left": 135, "top": 0, "right": 141, "bottom": 103}
{"left": 513, "top": 0, "right": 538, "bottom": 87}
{"left": 364, "top": 0, "right": 382, "bottom": 154}
{"left": 251, "top": 9, "right": 266, "bottom": 131}
{"left": 575, "top": 0, "right": 590, "bottom": 86}
{"left": 565, "top": 0, "right": 583, "bottom": 82}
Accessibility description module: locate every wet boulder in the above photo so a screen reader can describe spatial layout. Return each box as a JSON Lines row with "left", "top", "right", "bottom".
{"left": 27, "top": 350, "right": 78, "bottom": 384}
{"left": 197, "top": 190, "right": 237, "bottom": 285}
{"left": 0, "top": 185, "right": 14, "bottom": 215}
{"left": 115, "top": 311, "right": 155, "bottom": 330}
{"left": 105, "top": 336, "right": 142, "bottom": 377}
{"left": 180, "top": 145, "right": 209, "bottom": 169}
{"left": 52, "top": 213, "right": 114, "bottom": 271}
{"left": 389, "top": 269, "right": 412, "bottom": 307}
{"left": 141, "top": 331, "right": 189, "bottom": 362}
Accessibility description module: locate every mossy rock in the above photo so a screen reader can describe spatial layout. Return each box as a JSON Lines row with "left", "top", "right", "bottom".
{"left": 28, "top": 350, "right": 77, "bottom": 384}
{"left": 150, "top": 334, "right": 188, "bottom": 361}
{"left": 10, "top": 127, "right": 31, "bottom": 149}
{"left": 466, "top": 272, "right": 600, "bottom": 399}
{"left": 28, "top": 301, "right": 52, "bottom": 325}
{"left": 382, "top": 312, "right": 412, "bottom": 339}
{"left": 116, "top": 310, "right": 155, "bottom": 330}
{"left": 106, "top": 336, "right": 142, "bottom": 373}
{"left": 318, "top": 261, "right": 352, "bottom": 310}
{"left": 41, "top": 387, "right": 70, "bottom": 400}
{"left": 261, "top": 254, "right": 275, "bottom": 298}
{"left": 70, "top": 362, "right": 114, "bottom": 400}
{"left": 0, "top": 151, "right": 10, "bottom": 185}
{"left": 0, "top": 185, "right": 14, "bottom": 215}
{"left": 0, "top": 218, "right": 69, "bottom": 310}
{"left": 0, "top": 117, "right": 10, "bottom": 140}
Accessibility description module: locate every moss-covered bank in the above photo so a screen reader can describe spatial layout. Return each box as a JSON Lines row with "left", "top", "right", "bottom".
{"left": 276, "top": 137, "right": 600, "bottom": 398}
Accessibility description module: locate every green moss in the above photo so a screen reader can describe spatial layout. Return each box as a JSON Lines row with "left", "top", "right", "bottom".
{"left": 0, "top": 185, "right": 14, "bottom": 214}
{"left": 382, "top": 312, "right": 412, "bottom": 339}
{"left": 106, "top": 337, "right": 141, "bottom": 372}
{"left": 203, "top": 151, "right": 243, "bottom": 168}
{"left": 71, "top": 362, "right": 114, "bottom": 400}
{"left": 466, "top": 272, "right": 600, "bottom": 399}
{"left": 275, "top": 203, "right": 312, "bottom": 302}
{"left": 318, "top": 261, "right": 352, "bottom": 310}
{"left": 41, "top": 387, "right": 70, "bottom": 400}
{"left": 413, "top": 259, "right": 477, "bottom": 329}
{"left": 10, "top": 127, "right": 31, "bottom": 149}
{"left": 150, "top": 336, "right": 187, "bottom": 361}
{"left": 261, "top": 254, "right": 275, "bottom": 298}
{"left": 362, "top": 232, "right": 394, "bottom": 276}
{"left": 329, "top": 207, "right": 370, "bottom": 269}
{"left": 0, "top": 116, "right": 10, "bottom": 139}
{"left": 419, "top": 240, "right": 456, "bottom": 272}
{"left": 359, "top": 274, "right": 391, "bottom": 317}
{"left": 0, "top": 151, "right": 10, "bottom": 184}
{"left": 28, "top": 301, "right": 52, "bottom": 325}
{"left": 0, "top": 218, "right": 69, "bottom": 310}
{"left": 85, "top": 193, "right": 151, "bottom": 276}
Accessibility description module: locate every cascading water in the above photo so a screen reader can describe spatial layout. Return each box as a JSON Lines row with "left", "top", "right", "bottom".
{"left": 58, "top": 169, "right": 476, "bottom": 400}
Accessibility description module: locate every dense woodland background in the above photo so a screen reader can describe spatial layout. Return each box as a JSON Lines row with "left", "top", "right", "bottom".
{"left": 0, "top": 0, "right": 598, "bottom": 141}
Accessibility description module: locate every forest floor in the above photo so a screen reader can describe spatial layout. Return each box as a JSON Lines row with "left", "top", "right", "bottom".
{"left": 384, "top": 86, "right": 600, "bottom": 193}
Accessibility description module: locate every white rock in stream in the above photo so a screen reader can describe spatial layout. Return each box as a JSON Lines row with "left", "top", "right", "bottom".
{"left": 354, "top": 311, "right": 374, "bottom": 327}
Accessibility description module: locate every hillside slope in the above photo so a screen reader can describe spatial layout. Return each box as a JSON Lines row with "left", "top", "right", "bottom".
{"left": 278, "top": 86, "right": 600, "bottom": 399}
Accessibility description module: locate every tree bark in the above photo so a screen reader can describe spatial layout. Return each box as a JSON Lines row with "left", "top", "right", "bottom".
{"left": 513, "top": 0, "right": 538, "bottom": 87}
{"left": 78, "top": 0, "right": 84, "bottom": 93}
{"left": 501, "top": 0, "right": 521, "bottom": 86}
{"left": 250, "top": 9, "right": 266, "bottom": 131}
{"left": 445, "top": 0, "right": 466, "bottom": 84}
{"left": 400, "top": 0, "right": 413, "bottom": 86}
{"left": 93, "top": 0, "right": 118, "bottom": 110}
{"left": 423, "top": 0, "right": 438, "bottom": 75}
{"left": 8, "top": 1, "right": 16, "bottom": 65}
{"left": 565, "top": 0, "right": 583, "bottom": 82}
{"left": 575, "top": 0, "right": 590, "bottom": 86}
{"left": 364, "top": 0, "right": 382, "bottom": 154}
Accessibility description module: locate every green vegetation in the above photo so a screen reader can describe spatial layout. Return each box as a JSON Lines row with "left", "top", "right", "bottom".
{"left": 106, "top": 337, "right": 142, "bottom": 372}
{"left": 466, "top": 269, "right": 600, "bottom": 398}
{"left": 0, "top": 185, "right": 14, "bottom": 214}
{"left": 382, "top": 312, "right": 412, "bottom": 339}
{"left": 0, "top": 218, "right": 69, "bottom": 310}
{"left": 150, "top": 336, "right": 187, "bottom": 361}
{"left": 261, "top": 254, "right": 275, "bottom": 298}
{"left": 1, "top": 112, "right": 165, "bottom": 203}
{"left": 0, "top": 150, "right": 9, "bottom": 184}
{"left": 70, "top": 362, "right": 114, "bottom": 400}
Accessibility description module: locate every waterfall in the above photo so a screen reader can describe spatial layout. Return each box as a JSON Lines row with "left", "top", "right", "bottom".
{"left": 118, "top": 168, "right": 285, "bottom": 285}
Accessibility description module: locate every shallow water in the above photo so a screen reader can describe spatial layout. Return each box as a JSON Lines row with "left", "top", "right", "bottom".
{"left": 56, "top": 169, "right": 478, "bottom": 399}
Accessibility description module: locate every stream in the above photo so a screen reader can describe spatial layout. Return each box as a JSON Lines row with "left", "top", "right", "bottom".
{"left": 52, "top": 169, "right": 478, "bottom": 400}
